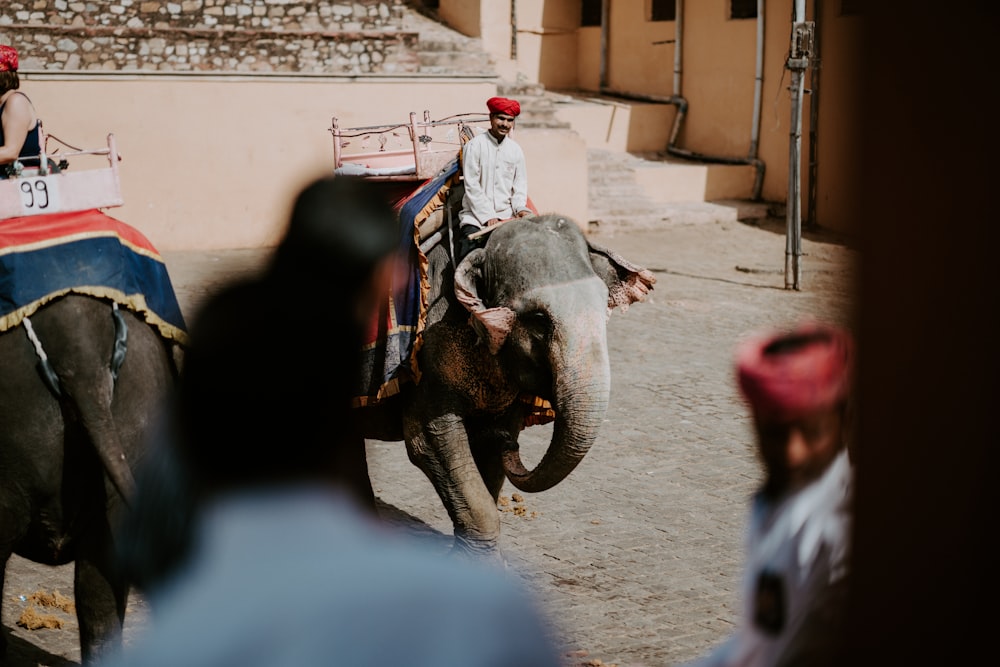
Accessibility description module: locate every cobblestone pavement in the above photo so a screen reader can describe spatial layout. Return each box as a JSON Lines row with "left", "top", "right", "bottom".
{"left": 2, "top": 217, "right": 856, "bottom": 667}
{"left": 368, "top": 218, "right": 856, "bottom": 667}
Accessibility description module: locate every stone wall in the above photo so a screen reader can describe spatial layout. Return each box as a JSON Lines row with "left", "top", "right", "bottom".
{"left": 0, "top": 1, "right": 419, "bottom": 74}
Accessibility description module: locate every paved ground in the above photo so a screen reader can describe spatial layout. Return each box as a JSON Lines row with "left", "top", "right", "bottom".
{"left": 2, "top": 216, "right": 856, "bottom": 667}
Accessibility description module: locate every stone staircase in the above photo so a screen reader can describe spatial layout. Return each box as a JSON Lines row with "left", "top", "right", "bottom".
{"left": 496, "top": 81, "right": 572, "bottom": 129}
{"left": 401, "top": 5, "right": 495, "bottom": 76}
{"left": 586, "top": 149, "right": 770, "bottom": 234}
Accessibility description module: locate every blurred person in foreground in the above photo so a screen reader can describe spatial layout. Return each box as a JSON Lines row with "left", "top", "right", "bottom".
{"left": 685, "top": 322, "right": 855, "bottom": 667}
{"left": 103, "top": 175, "right": 561, "bottom": 667}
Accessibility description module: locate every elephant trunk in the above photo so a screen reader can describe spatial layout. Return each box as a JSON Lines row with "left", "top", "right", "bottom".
{"left": 503, "top": 320, "right": 611, "bottom": 493}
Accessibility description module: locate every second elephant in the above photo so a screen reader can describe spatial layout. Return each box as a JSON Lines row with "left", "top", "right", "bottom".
{"left": 357, "top": 213, "right": 655, "bottom": 559}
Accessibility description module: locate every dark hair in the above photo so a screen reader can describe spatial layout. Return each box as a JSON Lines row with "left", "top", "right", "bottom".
{"left": 270, "top": 175, "right": 399, "bottom": 287}
{"left": 0, "top": 71, "right": 19, "bottom": 94}
{"left": 175, "top": 175, "right": 399, "bottom": 490}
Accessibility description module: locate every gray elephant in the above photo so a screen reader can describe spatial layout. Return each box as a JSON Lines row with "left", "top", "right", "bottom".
{"left": 0, "top": 294, "right": 175, "bottom": 663}
{"left": 356, "top": 213, "right": 655, "bottom": 559}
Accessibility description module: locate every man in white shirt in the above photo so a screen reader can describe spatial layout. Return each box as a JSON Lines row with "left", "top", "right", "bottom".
{"left": 456, "top": 96, "right": 532, "bottom": 260}
{"left": 685, "top": 322, "right": 855, "bottom": 667}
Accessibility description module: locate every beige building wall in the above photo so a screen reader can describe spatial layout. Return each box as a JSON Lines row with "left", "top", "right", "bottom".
{"left": 437, "top": 0, "right": 481, "bottom": 37}
{"left": 20, "top": 75, "right": 498, "bottom": 251}
{"left": 555, "top": 0, "right": 862, "bottom": 233}
{"left": 434, "top": 0, "right": 865, "bottom": 234}
{"left": 517, "top": 127, "right": 589, "bottom": 224}
{"left": 439, "top": 0, "right": 581, "bottom": 88}
{"left": 604, "top": 1, "right": 675, "bottom": 97}
{"left": 576, "top": 27, "right": 601, "bottom": 92}
{"left": 21, "top": 73, "right": 589, "bottom": 251}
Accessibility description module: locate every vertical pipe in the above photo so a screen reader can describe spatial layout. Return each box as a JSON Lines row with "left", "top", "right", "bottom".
{"left": 806, "top": 0, "right": 822, "bottom": 229}
{"left": 673, "top": 0, "right": 683, "bottom": 96}
{"left": 510, "top": 0, "right": 517, "bottom": 59}
{"left": 749, "top": 0, "right": 764, "bottom": 157}
{"left": 599, "top": 0, "right": 609, "bottom": 89}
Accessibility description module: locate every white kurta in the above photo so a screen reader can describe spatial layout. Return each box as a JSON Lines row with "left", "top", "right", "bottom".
{"left": 459, "top": 129, "right": 529, "bottom": 229}
{"left": 686, "top": 449, "right": 853, "bottom": 667}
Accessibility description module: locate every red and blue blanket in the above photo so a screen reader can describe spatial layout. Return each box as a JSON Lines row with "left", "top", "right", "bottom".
{"left": 353, "top": 161, "right": 457, "bottom": 406}
{"left": 0, "top": 209, "right": 187, "bottom": 344}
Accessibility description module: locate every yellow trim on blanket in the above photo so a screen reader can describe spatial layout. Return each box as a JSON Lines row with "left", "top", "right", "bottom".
{"left": 407, "top": 171, "right": 461, "bottom": 386}
{"left": 0, "top": 286, "right": 188, "bottom": 346}
{"left": 0, "top": 230, "right": 165, "bottom": 262}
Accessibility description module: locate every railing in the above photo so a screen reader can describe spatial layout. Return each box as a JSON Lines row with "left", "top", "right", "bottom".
{"left": 0, "top": 130, "right": 123, "bottom": 220}
{"left": 330, "top": 111, "right": 488, "bottom": 181}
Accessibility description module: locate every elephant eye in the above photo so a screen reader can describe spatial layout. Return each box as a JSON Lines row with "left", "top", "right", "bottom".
{"left": 521, "top": 310, "right": 552, "bottom": 339}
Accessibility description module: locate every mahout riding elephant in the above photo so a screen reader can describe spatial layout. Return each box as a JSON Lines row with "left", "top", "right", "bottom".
{"left": 0, "top": 294, "right": 175, "bottom": 663}
{"left": 356, "top": 212, "right": 655, "bottom": 559}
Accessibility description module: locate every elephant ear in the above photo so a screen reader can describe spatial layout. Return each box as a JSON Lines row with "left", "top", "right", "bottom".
{"left": 587, "top": 240, "right": 657, "bottom": 313}
{"left": 454, "top": 248, "right": 516, "bottom": 355}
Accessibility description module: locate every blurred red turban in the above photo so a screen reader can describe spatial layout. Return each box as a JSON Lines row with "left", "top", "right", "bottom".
{"left": 0, "top": 45, "right": 18, "bottom": 73}
{"left": 736, "top": 321, "right": 854, "bottom": 422}
{"left": 487, "top": 96, "right": 520, "bottom": 117}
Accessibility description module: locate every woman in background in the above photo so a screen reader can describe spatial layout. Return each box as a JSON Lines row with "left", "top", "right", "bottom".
{"left": 0, "top": 44, "right": 42, "bottom": 177}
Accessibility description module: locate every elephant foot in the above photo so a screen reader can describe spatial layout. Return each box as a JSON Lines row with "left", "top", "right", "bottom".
{"left": 449, "top": 536, "right": 506, "bottom": 569}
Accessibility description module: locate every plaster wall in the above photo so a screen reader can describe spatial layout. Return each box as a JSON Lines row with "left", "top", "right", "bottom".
{"left": 576, "top": 27, "right": 601, "bottom": 92}
{"left": 514, "top": 0, "right": 580, "bottom": 89}
{"left": 19, "top": 75, "right": 497, "bottom": 251}
{"left": 604, "top": 1, "right": 675, "bottom": 97}
{"left": 439, "top": 0, "right": 580, "bottom": 88}
{"left": 516, "top": 127, "right": 589, "bottom": 226}
{"left": 678, "top": 1, "right": 761, "bottom": 157}
{"left": 437, "top": 0, "right": 481, "bottom": 37}
{"left": 554, "top": 99, "right": 673, "bottom": 154}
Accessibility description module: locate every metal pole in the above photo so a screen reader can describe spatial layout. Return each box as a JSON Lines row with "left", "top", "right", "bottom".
{"left": 786, "top": 66, "right": 804, "bottom": 290}
{"left": 785, "top": 19, "right": 814, "bottom": 291}
{"left": 510, "top": 0, "right": 517, "bottom": 59}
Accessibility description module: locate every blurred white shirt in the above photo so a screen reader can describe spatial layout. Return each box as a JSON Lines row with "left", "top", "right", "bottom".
{"left": 686, "top": 449, "right": 852, "bottom": 667}
{"left": 99, "top": 486, "right": 561, "bottom": 667}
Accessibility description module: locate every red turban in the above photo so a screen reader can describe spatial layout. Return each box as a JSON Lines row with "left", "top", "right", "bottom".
{"left": 487, "top": 96, "right": 520, "bottom": 117}
{"left": 0, "top": 45, "right": 18, "bottom": 73}
{"left": 736, "top": 321, "right": 854, "bottom": 422}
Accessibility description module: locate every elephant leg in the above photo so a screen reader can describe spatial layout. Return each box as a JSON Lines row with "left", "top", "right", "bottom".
{"left": 74, "top": 523, "right": 126, "bottom": 664}
{"left": 468, "top": 408, "right": 527, "bottom": 503}
{"left": 404, "top": 412, "right": 502, "bottom": 560}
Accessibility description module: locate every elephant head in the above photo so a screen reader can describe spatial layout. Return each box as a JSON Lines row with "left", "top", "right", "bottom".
{"left": 454, "top": 215, "right": 655, "bottom": 493}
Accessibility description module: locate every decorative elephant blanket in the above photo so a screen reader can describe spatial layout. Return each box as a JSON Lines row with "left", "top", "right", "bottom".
{"left": 0, "top": 209, "right": 187, "bottom": 344}
{"left": 353, "top": 162, "right": 456, "bottom": 406}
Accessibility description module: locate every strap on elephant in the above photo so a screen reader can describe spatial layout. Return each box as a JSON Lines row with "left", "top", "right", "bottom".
{"left": 110, "top": 302, "right": 129, "bottom": 382}
{"left": 21, "top": 316, "right": 63, "bottom": 398}
{"left": 21, "top": 300, "right": 129, "bottom": 398}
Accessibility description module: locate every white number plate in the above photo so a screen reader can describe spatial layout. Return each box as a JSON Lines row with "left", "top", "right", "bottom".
{"left": 18, "top": 175, "right": 62, "bottom": 216}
